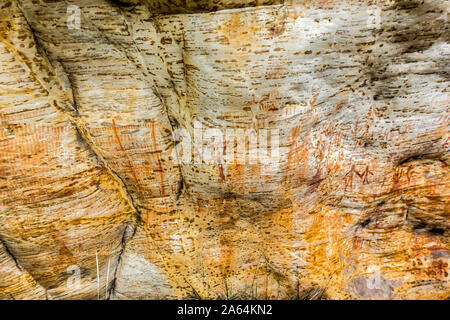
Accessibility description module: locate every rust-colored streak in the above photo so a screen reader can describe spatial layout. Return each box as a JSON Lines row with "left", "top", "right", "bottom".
{"left": 344, "top": 164, "right": 361, "bottom": 191}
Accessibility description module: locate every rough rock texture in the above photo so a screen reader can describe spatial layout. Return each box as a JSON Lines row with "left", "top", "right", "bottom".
{"left": 0, "top": 0, "right": 449, "bottom": 299}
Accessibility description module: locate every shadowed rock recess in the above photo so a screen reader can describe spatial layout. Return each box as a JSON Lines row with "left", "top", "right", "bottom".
{"left": 0, "top": 0, "right": 448, "bottom": 300}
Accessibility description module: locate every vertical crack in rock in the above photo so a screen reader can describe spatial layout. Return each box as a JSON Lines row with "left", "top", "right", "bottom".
{"left": 107, "top": 221, "right": 138, "bottom": 299}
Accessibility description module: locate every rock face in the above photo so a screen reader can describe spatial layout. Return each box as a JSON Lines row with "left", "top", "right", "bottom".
{"left": 0, "top": 0, "right": 448, "bottom": 300}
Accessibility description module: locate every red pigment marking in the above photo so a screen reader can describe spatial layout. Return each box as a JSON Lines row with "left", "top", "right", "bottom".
{"left": 406, "top": 165, "right": 414, "bottom": 184}
{"left": 360, "top": 165, "right": 373, "bottom": 185}
{"left": 391, "top": 167, "right": 403, "bottom": 191}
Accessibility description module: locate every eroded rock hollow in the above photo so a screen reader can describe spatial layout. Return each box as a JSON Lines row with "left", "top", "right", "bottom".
{"left": 0, "top": 0, "right": 449, "bottom": 299}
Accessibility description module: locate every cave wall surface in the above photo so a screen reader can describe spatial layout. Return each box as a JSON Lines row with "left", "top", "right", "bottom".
{"left": 0, "top": 0, "right": 449, "bottom": 299}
